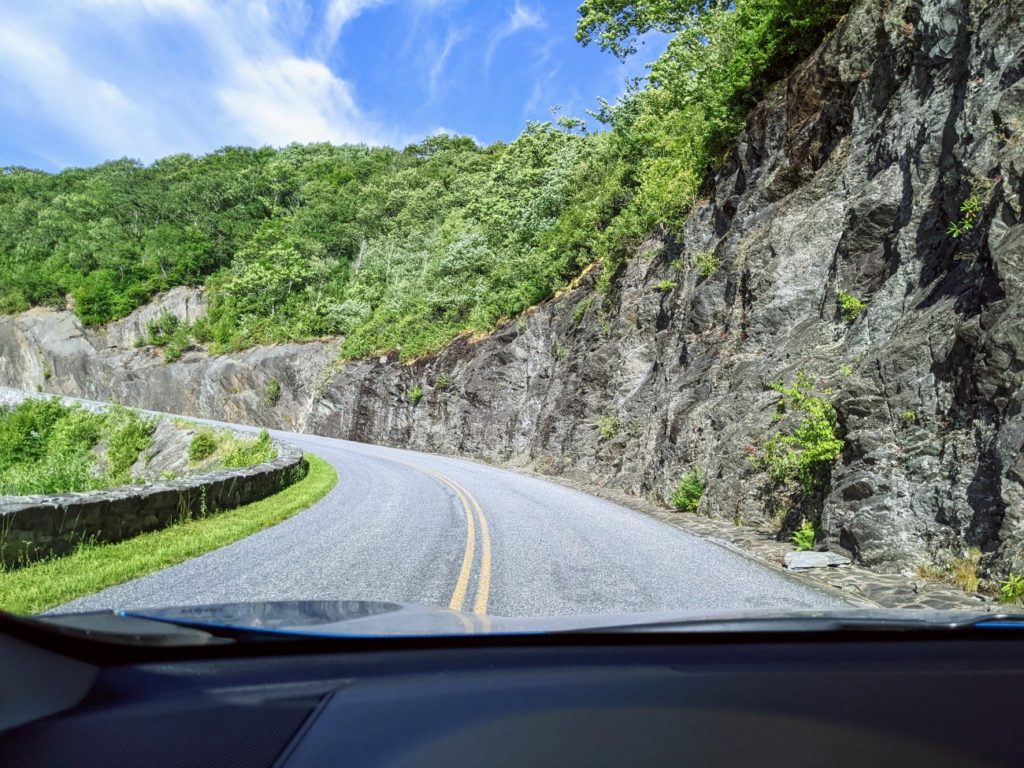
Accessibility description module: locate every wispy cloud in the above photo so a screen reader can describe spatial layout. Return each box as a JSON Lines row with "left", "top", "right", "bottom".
{"left": 0, "top": 20, "right": 177, "bottom": 162}
{"left": 319, "top": 0, "right": 390, "bottom": 56}
{"left": 428, "top": 28, "right": 465, "bottom": 100}
{"left": 0, "top": 0, "right": 404, "bottom": 163}
{"left": 485, "top": 3, "right": 545, "bottom": 71}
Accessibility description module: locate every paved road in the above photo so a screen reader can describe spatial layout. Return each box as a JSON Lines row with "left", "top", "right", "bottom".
{"left": 57, "top": 427, "right": 847, "bottom": 617}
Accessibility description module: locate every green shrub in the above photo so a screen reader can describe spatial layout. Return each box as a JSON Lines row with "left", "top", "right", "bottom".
{"left": 837, "top": 291, "right": 866, "bottom": 323}
{"left": 761, "top": 374, "right": 844, "bottom": 494}
{"left": 947, "top": 194, "right": 982, "bottom": 238}
{"left": 1000, "top": 573, "right": 1024, "bottom": 604}
{"left": 145, "top": 312, "right": 180, "bottom": 345}
{"left": 693, "top": 250, "right": 718, "bottom": 277}
{"left": 901, "top": 410, "right": 917, "bottom": 423}
{"left": 792, "top": 519, "right": 816, "bottom": 551}
{"left": 142, "top": 312, "right": 193, "bottom": 362}
{"left": 221, "top": 429, "right": 276, "bottom": 468}
{"left": 657, "top": 279, "right": 677, "bottom": 292}
{"left": 407, "top": 385, "right": 424, "bottom": 405}
{"left": 671, "top": 470, "right": 705, "bottom": 512}
{"left": 188, "top": 429, "right": 219, "bottom": 464}
{"left": 191, "top": 317, "right": 213, "bottom": 344}
{"left": 598, "top": 415, "right": 620, "bottom": 440}
{"left": 0, "top": 0, "right": 849, "bottom": 365}
{"left": 102, "top": 407, "right": 155, "bottom": 481}
{"left": 435, "top": 373, "right": 451, "bottom": 389}
{"left": 264, "top": 378, "right": 281, "bottom": 407}
{"left": 0, "top": 400, "right": 153, "bottom": 494}
{"left": 572, "top": 297, "right": 594, "bottom": 324}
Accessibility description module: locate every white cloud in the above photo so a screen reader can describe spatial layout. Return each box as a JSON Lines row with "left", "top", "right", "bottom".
{"left": 428, "top": 28, "right": 464, "bottom": 100}
{"left": 0, "top": 21, "right": 176, "bottom": 161}
{"left": 0, "top": 0, "right": 406, "bottom": 163}
{"left": 485, "top": 3, "right": 545, "bottom": 71}
{"left": 319, "top": 0, "right": 390, "bottom": 56}
{"left": 218, "top": 55, "right": 376, "bottom": 146}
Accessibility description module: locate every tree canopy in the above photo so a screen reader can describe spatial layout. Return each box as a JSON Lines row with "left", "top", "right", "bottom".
{"left": 0, "top": 0, "right": 850, "bottom": 361}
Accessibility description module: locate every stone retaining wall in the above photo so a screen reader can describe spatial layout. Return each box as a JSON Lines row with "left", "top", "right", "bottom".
{"left": 0, "top": 390, "right": 307, "bottom": 568}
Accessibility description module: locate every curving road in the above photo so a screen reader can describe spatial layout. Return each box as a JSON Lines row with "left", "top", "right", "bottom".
{"left": 53, "top": 422, "right": 850, "bottom": 617}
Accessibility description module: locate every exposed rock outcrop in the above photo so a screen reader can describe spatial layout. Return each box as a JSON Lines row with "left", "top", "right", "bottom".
{"left": 1, "top": 0, "right": 1021, "bottom": 580}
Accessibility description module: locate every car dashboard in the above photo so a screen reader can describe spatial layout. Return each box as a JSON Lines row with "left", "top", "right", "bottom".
{"left": 2, "top": 622, "right": 1022, "bottom": 767}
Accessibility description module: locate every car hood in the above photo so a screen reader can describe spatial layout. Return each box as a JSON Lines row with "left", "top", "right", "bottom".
{"left": 108, "top": 599, "right": 1015, "bottom": 638}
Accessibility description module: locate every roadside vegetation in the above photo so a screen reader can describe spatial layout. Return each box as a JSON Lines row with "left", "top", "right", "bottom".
{"left": 671, "top": 470, "right": 705, "bottom": 512}
{"left": 0, "top": 399, "right": 154, "bottom": 495}
{"left": 0, "top": 398, "right": 280, "bottom": 497}
{"left": 760, "top": 373, "right": 844, "bottom": 495}
{"left": 0, "top": 0, "right": 850, "bottom": 363}
{"left": 186, "top": 426, "right": 277, "bottom": 469}
{"left": 0, "top": 454, "right": 336, "bottom": 614}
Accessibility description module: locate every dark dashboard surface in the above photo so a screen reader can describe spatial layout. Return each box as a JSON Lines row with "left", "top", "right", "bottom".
{"left": 3, "top": 634, "right": 1023, "bottom": 767}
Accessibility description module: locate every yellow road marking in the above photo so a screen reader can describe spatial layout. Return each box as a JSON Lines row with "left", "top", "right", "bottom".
{"left": 370, "top": 453, "right": 492, "bottom": 616}
{"left": 445, "top": 475, "right": 491, "bottom": 615}
{"left": 437, "top": 473, "right": 477, "bottom": 613}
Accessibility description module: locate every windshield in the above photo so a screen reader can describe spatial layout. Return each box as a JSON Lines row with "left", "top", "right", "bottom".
{"left": 0, "top": 0, "right": 1021, "bottom": 635}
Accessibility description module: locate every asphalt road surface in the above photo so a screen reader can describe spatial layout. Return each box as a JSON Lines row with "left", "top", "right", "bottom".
{"left": 53, "top": 421, "right": 849, "bottom": 617}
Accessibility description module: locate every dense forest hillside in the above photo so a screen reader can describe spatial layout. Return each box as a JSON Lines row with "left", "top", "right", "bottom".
{"left": 0, "top": 0, "right": 849, "bottom": 361}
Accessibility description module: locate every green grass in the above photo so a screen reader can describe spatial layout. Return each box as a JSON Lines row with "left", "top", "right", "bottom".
{"left": 0, "top": 453, "right": 337, "bottom": 615}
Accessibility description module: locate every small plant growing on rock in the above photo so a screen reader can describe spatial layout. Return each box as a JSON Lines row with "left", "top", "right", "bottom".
{"left": 837, "top": 291, "right": 866, "bottom": 323}
{"left": 792, "top": 519, "right": 816, "bottom": 551}
{"left": 407, "top": 385, "right": 424, "bottom": 405}
{"left": 693, "top": 250, "right": 719, "bottom": 277}
{"left": 671, "top": 470, "right": 705, "bottom": 512}
{"left": 434, "top": 373, "right": 451, "bottom": 389}
{"left": 951, "top": 548, "right": 982, "bottom": 593}
{"left": 221, "top": 429, "right": 275, "bottom": 468}
{"left": 947, "top": 194, "right": 982, "bottom": 238}
{"left": 761, "top": 374, "right": 844, "bottom": 494}
{"left": 597, "top": 415, "right": 620, "bottom": 440}
{"left": 571, "top": 297, "right": 594, "bottom": 325}
{"left": 657, "top": 279, "right": 677, "bottom": 292}
{"left": 1000, "top": 573, "right": 1024, "bottom": 604}
{"left": 188, "top": 429, "right": 219, "bottom": 464}
{"left": 145, "top": 312, "right": 180, "bottom": 345}
{"left": 900, "top": 410, "right": 917, "bottom": 423}
{"left": 264, "top": 378, "right": 281, "bottom": 407}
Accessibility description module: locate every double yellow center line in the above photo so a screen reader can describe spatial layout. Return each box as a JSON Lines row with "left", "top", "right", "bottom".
{"left": 379, "top": 455, "right": 492, "bottom": 615}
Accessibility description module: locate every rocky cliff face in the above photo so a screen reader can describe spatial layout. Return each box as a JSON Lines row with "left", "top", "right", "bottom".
{"left": 2, "top": 0, "right": 1021, "bottom": 579}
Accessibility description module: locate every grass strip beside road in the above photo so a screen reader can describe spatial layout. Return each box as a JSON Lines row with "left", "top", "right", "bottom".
{"left": 0, "top": 453, "right": 337, "bottom": 615}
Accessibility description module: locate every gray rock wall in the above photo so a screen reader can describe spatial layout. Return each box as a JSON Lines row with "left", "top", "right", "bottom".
{"left": 1, "top": 0, "right": 1021, "bottom": 580}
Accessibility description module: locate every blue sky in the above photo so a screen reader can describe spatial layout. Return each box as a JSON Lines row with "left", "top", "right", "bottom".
{"left": 0, "top": 1, "right": 667, "bottom": 171}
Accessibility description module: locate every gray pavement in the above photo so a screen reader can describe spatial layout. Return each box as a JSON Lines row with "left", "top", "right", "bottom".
{"left": 57, "top": 428, "right": 849, "bottom": 617}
